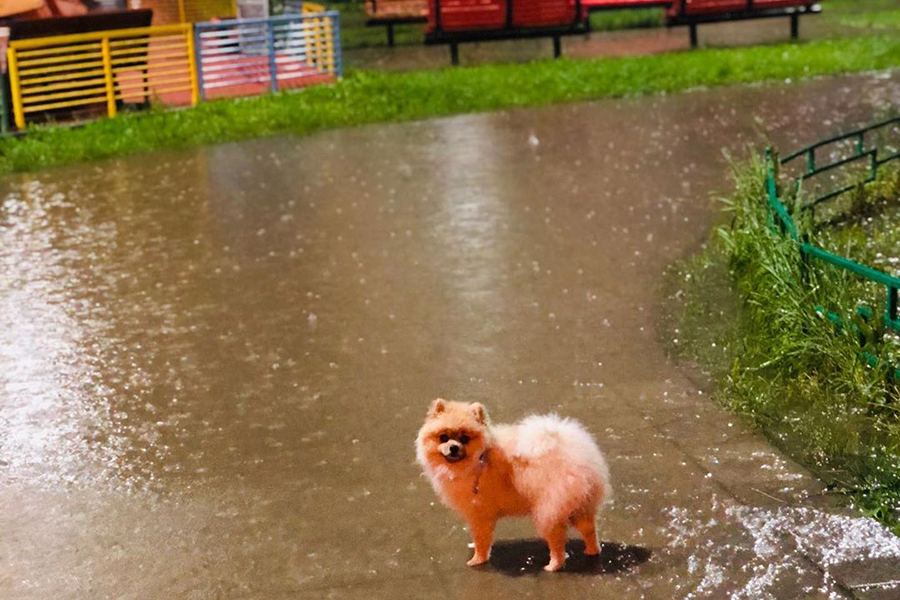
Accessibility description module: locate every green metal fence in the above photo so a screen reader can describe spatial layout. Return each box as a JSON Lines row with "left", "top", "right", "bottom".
{"left": 764, "top": 117, "right": 900, "bottom": 375}
{"left": 781, "top": 115, "right": 900, "bottom": 212}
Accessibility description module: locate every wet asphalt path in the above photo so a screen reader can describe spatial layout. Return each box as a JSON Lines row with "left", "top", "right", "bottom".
{"left": 2, "top": 72, "right": 900, "bottom": 599}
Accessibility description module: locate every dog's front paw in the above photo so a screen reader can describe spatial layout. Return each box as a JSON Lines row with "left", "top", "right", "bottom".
{"left": 466, "top": 554, "right": 490, "bottom": 567}
{"left": 543, "top": 559, "right": 564, "bottom": 572}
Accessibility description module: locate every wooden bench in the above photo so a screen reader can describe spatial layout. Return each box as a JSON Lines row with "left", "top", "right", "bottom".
{"left": 424, "top": 0, "right": 587, "bottom": 64}
{"left": 666, "top": 0, "right": 822, "bottom": 47}
{"left": 423, "top": 0, "right": 820, "bottom": 64}
{"left": 365, "top": 0, "right": 428, "bottom": 46}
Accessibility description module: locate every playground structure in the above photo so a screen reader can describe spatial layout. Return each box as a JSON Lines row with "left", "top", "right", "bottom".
{"left": 0, "top": 0, "right": 826, "bottom": 126}
{"left": 6, "top": 21, "right": 198, "bottom": 128}
{"left": 2, "top": 2, "right": 341, "bottom": 130}
{"left": 366, "top": 0, "right": 821, "bottom": 61}
{"left": 130, "top": 0, "right": 239, "bottom": 25}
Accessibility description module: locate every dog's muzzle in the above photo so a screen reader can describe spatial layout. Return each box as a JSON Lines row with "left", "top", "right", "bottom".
{"left": 441, "top": 442, "right": 466, "bottom": 463}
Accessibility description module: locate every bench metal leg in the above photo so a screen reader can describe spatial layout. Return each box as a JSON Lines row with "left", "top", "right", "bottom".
{"left": 387, "top": 23, "right": 395, "bottom": 47}
{"left": 790, "top": 13, "right": 799, "bottom": 39}
{"left": 689, "top": 23, "right": 698, "bottom": 48}
{"left": 450, "top": 42, "right": 459, "bottom": 66}
{"left": 552, "top": 35, "right": 561, "bottom": 58}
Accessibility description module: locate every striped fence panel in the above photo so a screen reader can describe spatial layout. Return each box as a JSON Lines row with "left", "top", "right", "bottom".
{"left": 7, "top": 24, "right": 199, "bottom": 129}
{"left": 3, "top": 11, "right": 342, "bottom": 130}
{"left": 193, "top": 11, "right": 341, "bottom": 101}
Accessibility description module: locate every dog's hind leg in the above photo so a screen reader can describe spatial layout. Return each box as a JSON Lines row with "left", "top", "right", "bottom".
{"left": 539, "top": 522, "right": 568, "bottom": 572}
{"left": 572, "top": 512, "right": 600, "bottom": 556}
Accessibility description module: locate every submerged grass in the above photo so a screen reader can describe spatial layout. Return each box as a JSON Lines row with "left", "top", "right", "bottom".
{"left": 1, "top": 34, "right": 899, "bottom": 174}
{"left": 834, "top": 9, "right": 900, "bottom": 31}
{"left": 666, "top": 159, "right": 900, "bottom": 533}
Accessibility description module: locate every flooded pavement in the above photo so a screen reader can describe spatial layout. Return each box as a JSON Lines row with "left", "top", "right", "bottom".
{"left": 3, "top": 72, "right": 900, "bottom": 600}
{"left": 346, "top": 15, "right": 865, "bottom": 71}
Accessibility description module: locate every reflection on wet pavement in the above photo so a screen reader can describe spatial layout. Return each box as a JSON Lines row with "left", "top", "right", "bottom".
{"left": 2, "top": 72, "right": 900, "bottom": 599}
{"left": 487, "top": 539, "right": 652, "bottom": 577}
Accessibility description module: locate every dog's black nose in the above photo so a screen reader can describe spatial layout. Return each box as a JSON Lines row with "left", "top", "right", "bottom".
{"left": 449, "top": 445, "right": 459, "bottom": 456}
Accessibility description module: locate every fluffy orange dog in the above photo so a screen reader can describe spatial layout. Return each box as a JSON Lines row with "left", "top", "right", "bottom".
{"left": 415, "top": 399, "right": 610, "bottom": 572}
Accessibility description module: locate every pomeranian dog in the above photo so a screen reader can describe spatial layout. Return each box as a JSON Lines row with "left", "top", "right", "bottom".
{"left": 415, "top": 399, "right": 610, "bottom": 572}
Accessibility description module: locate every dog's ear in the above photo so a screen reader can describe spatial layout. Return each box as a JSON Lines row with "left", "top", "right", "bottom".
{"left": 470, "top": 402, "right": 488, "bottom": 425}
{"left": 428, "top": 398, "right": 447, "bottom": 418}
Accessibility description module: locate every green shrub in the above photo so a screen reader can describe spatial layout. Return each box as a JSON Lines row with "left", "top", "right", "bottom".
{"left": 668, "top": 156, "right": 900, "bottom": 533}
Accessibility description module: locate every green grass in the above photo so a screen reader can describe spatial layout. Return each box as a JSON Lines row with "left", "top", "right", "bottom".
{"left": 665, "top": 159, "right": 900, "bottom": 534}
{"left": 827, "top": 0, "right": 900, "bottom": 14}
{"left": 588, "top": 7, "right": 664, "bottom": 31}
{"left": 825, "top": 0, "right": 900, "bottom": 30}
{"left": 864, "top": 204, "right": 900, "bottom": 274}
{"left": 827, "top": 168, "right": 900, "bottom": 272}
{"left": 2, "top": 34, "right": 899, "bottom": 174}
{"left": 835, "top": 9, "right": 900, "bottom": 30}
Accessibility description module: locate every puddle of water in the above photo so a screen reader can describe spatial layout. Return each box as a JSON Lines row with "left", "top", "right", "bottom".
{"left": 1, "top": 72, "right": 899, "bottom": 599}
{"left": 661, "top": 496, "right": 900, "bottom": 600}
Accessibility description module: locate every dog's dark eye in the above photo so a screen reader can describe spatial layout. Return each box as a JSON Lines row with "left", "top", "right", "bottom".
{"left": 439, "top": 434, "right": 449, "bottom": 443}
{"left": 460, "top": 435, "right": 470, "bottom": 445}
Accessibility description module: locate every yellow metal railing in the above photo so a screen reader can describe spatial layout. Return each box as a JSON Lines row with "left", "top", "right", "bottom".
{"left": 7, "top": 24, "right": 199, "bottom": 129}
{"left": 300, "top": 3, "right": 334, "bottom": 73}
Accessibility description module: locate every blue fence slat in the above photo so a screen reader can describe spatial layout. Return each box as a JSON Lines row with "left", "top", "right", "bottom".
{"left": 193, "top": 26, "right": 206, "bottom": 101}
{"left": 266, "top": 20, "right": 278, "bottom": 93}
{"left": 193, "top": 11, "right": 342, "bottom": 100}
{"left": 333, "top": 11, "right": 343, "bottom": 78}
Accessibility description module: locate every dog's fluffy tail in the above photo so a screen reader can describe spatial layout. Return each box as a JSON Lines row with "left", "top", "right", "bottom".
{"left": 498, "top": 414, "right": 611, "bottom": 528}
{"left": 516, "top": 415, "right": 610, "bottom": 490}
